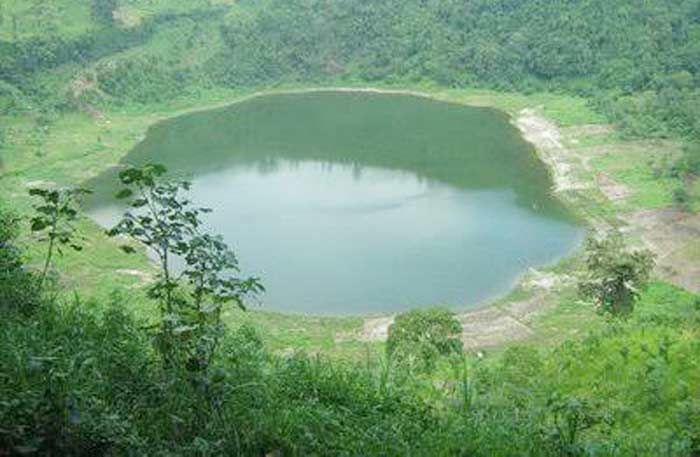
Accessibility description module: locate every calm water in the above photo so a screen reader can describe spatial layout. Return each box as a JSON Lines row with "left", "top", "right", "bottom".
{"left": 85, "top": 92, "right": 584, "bottom": 315}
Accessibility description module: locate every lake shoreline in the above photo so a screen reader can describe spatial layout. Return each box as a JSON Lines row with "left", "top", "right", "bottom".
{"left": 6, "top": 84, "right": 692, "bottom": 354}
{"left": 86, "top": 89, "right": 582, "bottom": 318}
{"left": 106, "top": 86, "right": 593, "bottom": 348}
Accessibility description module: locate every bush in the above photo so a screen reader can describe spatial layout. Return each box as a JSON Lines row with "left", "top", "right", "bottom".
{"left": 0, "top": 205, "right": 43, "bottom": 315}
{"left": 673, "top": 186, "right": 692, "bottom": 211}
{"left": 0, "top": 299, "right": 152, "bottom": 455}
{"left": 386, "top": 308, "right": 463, "bottom": 372}
{"left": 578, "top": 232, "right": 655, "bottom": 317}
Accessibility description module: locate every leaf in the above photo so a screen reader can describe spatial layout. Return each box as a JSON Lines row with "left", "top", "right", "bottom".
{"left": 47, "top": 191, "right": 59, "bottom": 204}
{"left": 35, "top": 205, "right": 55, "bottom": 215}
{"left": 115, "top": 188, "right": 133, "bottom": 199}
{"left": 62, "top": 208, "right": 77, "bottom": 218}
{"left": 173, "top": 325, "right": 197, "bottom": 335}
{"left": 120, "top": 245, "right": 136, "bottom": 254}
{"left": 30, "top": 219, "right": 48, "bottom": 232}
{"left": 118, "top": 168, "right": 141, "bottom": 185}
{"left": 28, "top": 188, "right": 48, "bottom": 197}
{"left": 148, "top": 163, "right": 167, "bottom": 176}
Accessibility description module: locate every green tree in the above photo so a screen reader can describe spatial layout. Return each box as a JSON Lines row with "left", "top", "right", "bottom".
{"left": 108, "top": 163, "right": 263, "bottom": 370}
{"left": 386, "top": 308, "right": 463, "bottom": 373}
{"left": 578, "top": 232, "right": 655, "bottom": 317}
{"left": 28, "top": 187, "right": 91, "bottom": 287}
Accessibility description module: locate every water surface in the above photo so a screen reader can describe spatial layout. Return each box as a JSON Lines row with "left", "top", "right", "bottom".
{"left": 86, "top": 92, "right": 583, "bottom": 315}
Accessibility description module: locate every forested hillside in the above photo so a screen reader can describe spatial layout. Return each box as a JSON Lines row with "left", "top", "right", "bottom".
{"left": 2, "top": 0, "right": 700, "bottom": 139}
{"left": 218, "top": 0, "right": 700, "bottom": 138}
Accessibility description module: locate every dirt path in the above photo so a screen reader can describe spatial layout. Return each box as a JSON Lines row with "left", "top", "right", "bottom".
{"left": 624, "top": 208, "right": 700, "bottom": 293}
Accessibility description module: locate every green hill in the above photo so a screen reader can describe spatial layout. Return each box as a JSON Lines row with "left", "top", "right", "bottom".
{"left": 2, "top": 0, "right": 700, "bottom": 137}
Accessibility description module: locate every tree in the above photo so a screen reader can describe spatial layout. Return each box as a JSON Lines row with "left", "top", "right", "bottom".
{"left": 578, "top": 232, "right": 655, "bottom": 317}
{"left": 28, "top": 187, "right": 91, "bottom": 287}
{"left": 108, "top": 164, "right": 263, "bottom": 370}
{"left": 386, "top": 308, "right": 463, "bottom": 373}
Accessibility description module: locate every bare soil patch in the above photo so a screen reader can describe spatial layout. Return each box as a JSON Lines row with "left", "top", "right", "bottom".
{"left": 623, "top": 209, "right": 700, "bottom": 292}
{"left": 355, "top": 269, "right": 565, "bottom": 348}
{"left": 515, "top": 110, "right": 589, "bottom": 194}
{"left": 597, "top": 172, "right": 633, "bottom": 202}
{"left": 358, "top": 316, "right": 395, "bottom": 342}
{"left": 116, "top": 269, "right": 154, "bottom": 286}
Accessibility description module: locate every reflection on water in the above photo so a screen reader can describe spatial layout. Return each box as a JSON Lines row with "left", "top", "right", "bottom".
{"left": 85, "top": 92, "right": 584, "bottom": 315}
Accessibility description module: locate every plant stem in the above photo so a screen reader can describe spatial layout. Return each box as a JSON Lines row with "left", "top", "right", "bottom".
{"left": 40, "top": 211, "right": 58, "bottom": 288}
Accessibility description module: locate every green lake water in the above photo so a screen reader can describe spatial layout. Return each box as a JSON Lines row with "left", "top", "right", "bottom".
{"left": 85, "top": 92, "right": 584, "bottom": 315}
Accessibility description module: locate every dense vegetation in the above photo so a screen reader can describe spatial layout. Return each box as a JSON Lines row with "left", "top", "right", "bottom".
{"left": 2, "top": 1, "right": 700, "bottom": 455}
{"left": 2, "top": 0, "right": 700, "bottom": 140}
{"left": 217, "top": 1, "right": 700, "bottom": 137}
{"left": 2, "top": 167, "right": 700, "bottom": 455}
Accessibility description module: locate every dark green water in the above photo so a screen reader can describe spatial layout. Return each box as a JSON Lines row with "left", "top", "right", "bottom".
{"left": 86, "top": 92, "right": 583, "bottom": 315}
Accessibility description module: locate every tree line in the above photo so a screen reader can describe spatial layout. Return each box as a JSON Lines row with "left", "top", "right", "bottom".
{"left": 2, "top": 0, "right": 700, "bottom": 143}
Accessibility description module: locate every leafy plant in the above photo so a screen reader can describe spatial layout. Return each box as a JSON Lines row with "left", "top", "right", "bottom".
{"left": 28, "top": 187, "right": 91, "bottom": 287}
{"left": 108, "top": 163, "right": 263, "bottom": 370}
{"left": 673, "top": 187, "right": 692, "bottom": 212}
{"left": 578, "top": 232, "right": 655, "bottom": 317}
{"left": 386, "top": 308, "right": 463, "bottom": 373}
{"left": 0, "top": 205, "right": 21, "bottom": 269}
{"left": 0, "top": 205, "right": 42, "bottom": 315}
{"left": 677, "top": 400, "right": 700, "bottom": 455}
{"left": 542, "top": 395, "right": 608, "bottom": 457}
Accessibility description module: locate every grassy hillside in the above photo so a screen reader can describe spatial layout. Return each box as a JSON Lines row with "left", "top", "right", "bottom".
{"left": 2, "top": 221, "right": 699, "bottom": 454}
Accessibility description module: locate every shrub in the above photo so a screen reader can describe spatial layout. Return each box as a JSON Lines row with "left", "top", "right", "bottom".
{"left": 386, "top": 308, "right": 463, "bottom": 372}
{"left": 0, "top": 299, "right": 151, "bottom": 455}
{"left": 0, "top": 205, "right": 43, "bottom": 315}
{"left": 578, "top": 232, "right": 655, "bottom": 317}
{"left": 28, "top": 186, "right": 91, "bottom": 287}
{"left": 673, "top": 186, "right": 691, "bottom": 212}
{"left": 108, "top": 164, "right": 263, "bottom": 371}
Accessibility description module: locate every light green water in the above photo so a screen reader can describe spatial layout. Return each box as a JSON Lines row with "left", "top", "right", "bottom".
{"left": 86, "top": 92, "right": 584, "bottom": 315}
